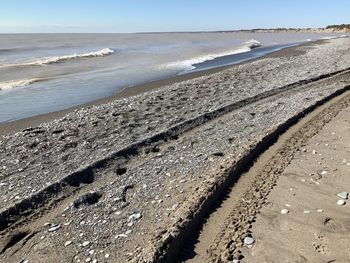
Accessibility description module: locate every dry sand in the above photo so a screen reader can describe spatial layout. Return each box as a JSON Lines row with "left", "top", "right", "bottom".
{"left": 244, "top": 100, "right": 350, "bottom": 263}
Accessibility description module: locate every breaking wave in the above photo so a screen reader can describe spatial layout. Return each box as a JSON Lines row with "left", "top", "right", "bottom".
{"left": 161, "top": 39, "right": 262, "bottom": 71}
{"left": 0, "top": 78, "right": 45, "bottom": 90}
{"left": 0, "top": 48, "right": 114, "bottom": 68}
{"left": 321, "top": 36, "right": 338, "bottom": 40}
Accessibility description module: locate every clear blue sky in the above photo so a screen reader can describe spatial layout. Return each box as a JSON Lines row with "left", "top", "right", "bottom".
{"left": 0, "top": 0, "right": 349, "bottom": 33}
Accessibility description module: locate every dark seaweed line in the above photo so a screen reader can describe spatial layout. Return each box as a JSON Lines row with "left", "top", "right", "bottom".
{"left": 152, "top": 85, "right": 350, "bottom": 263}
{"left": 0, "top": 67, "right": 349, "bottom": 233}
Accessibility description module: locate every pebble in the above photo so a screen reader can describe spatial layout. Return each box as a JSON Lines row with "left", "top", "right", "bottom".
{"left": 48, "top": 224, "right": 61, "bottom": 232}
{"left": 337, "top": 200, "right": 346, "bottom": 206}
{"left": 281, "top": 209, "right": 289, "bottom": 214}
{"left": 82, "top": 241, "right": 90, "bottom": 247}
{"left": 85, "top": 258, "right": 91, "bottom": 262}
{"left": 92, "top": 260, "right": 98, "bottom": 263}
{"left": 105, "top": 254, "right": 110, "bottom": 259}
{"left": 312, "top": 150, "right": 317, "bottom": 154}
{"left": 320, "top": 171, "right": 328, "bottom": 175}
{"left": 128, "top": 212, "right": 142, "bottom": 222}
{"left": 232, "top": 260, "right": 240, "bottom": 263}
{"left": 115, "top": 234, "right": 128, "bottom": 238}
{"left": 244, "top": 236, "right": 255, "bottom": 246}
{"left": 337, "top": 191, "right": 349, "bottom": 200}
{"left": 317, "top": 209, "right": 324, "bottom": 213}
{"left": 167, "top": 204, "right": 178, "bottom": 211}
{"left": 303, "top": 210, "right": 310, "bottom": 214}
{"left": 64, "top": 240, "right": 72, "bottom": 246}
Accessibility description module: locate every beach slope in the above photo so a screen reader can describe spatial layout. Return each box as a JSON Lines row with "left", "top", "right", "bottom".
{"left": 0, "top": 38, "right": 350, "bottom": 263}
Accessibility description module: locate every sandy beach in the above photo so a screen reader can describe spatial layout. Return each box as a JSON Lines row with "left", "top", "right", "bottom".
{"left": 1, "top": 37, "right": 350, "bottom": 263}
{"left": 244, "top": 100, "right": 350, "bottom": 263}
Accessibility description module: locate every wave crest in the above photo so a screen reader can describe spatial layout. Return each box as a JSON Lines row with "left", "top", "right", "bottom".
{"left": 0, "top": 48, "right": 114, "bottom": 68}
{"left": 161, "top": 40, "right": 262, "bottom": 71}
{"left": 0, "top": 78, "right": 44, "bottom": 90}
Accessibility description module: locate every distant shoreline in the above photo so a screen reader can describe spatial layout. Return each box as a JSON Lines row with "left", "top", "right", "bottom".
{"left": 1, "top": 25, "right": 350, "bottom": 35}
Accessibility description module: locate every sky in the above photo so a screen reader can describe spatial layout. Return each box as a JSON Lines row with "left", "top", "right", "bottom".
{"left": 0, "top": 0, "right": 349, "bottom": 33}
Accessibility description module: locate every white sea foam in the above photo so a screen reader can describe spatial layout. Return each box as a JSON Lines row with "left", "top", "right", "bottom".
{"left": 321, "top": 36, "right": 338, "bottom": 40}
{"left": 0, "top": 78, "right": 43, "bottom": 90}
{"left": 162, "top": 40, "right": 262, "bottom": 71}
{"left": 0, "top": 48, "right": 114, "bottom": 68}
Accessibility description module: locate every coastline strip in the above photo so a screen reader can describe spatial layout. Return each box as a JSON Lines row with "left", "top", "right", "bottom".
{"left": 1, "top": 67, "right": 350, "bottom": 236}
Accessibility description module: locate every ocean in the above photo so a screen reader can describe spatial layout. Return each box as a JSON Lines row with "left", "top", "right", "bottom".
{"left": 0, "top": 32, "right": 347, "bottom": 122}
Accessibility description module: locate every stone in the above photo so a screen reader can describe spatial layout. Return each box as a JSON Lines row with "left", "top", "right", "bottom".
{"left": 280, "top": 209, "right": 289, "bottom": 214}
{"left": 244, "top": 236, "right": 255, "bottom": 246}
{"left": 337, "top": 191, "right": 349, "bottom": 200}
{"left": 82, "top": 241, "right": 91, "bottom": 247}
{"left": 48, "top": 224, "right": 61, "bottom": 232}
{"left": 312, "top": 150, "right": 317, "bottom": 154}
{"left": 105, "top": 254, "right": 110, "bottom": 258}
{"left": 337, "top": 200, "right": 346, "bottom": 206}
{"left": 65, "top": 240, "right": 72, "bottom": 246}
{"left": 128, "top": 212, "right": 142, "bottom": 222}
{"left": 115, "top": 234, "right": 128, "bottom": 238}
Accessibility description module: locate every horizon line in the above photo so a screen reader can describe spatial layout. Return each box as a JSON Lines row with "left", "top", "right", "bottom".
{"left": 0, "top": 26, "right": 339, "bottom": 35}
